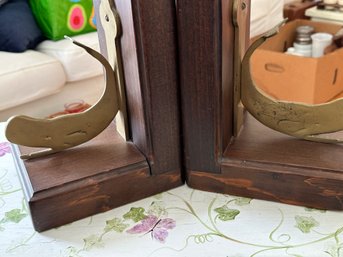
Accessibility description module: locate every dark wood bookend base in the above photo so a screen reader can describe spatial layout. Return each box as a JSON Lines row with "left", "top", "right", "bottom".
{"left": 13, "top": 123, "right": 182, "bottom": 232}
{"left": 187, "top": 114, "right": 343, "bottom": 211}
{"left": 177, "top": 0, "right": 343, "bottom": 211}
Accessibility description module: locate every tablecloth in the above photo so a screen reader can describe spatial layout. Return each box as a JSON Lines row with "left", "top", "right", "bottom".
{"left": 1, "top": 122, "right": 343, "bottom": 257}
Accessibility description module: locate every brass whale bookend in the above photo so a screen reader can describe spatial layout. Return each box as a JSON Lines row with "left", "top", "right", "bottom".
{"left": 5, "top": 2, "right": 129, "bottom": 161}
{"left": 5, "top": 38, "right": 119, "bottom": 160}
{"left": 235, "top": 17, "right": 343, "bottom": 144}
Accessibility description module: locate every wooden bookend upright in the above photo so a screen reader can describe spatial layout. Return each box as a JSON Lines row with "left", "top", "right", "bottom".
{"left": 178, "top": 0, "right": 343, "bottom": 210}
{"left": 14, "top": 0, "right": 182, "bottom": 232}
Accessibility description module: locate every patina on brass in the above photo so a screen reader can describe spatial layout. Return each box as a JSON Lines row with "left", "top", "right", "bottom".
{"left": 100, "top": 0, "right": 129, "bottom": 140}
{"left": 234, "top": 1, "right": 343, "bottom": 143}
{"left": 232, "top": 0, "right": 246, "bottom": 136}
{"left": 5, "top": 6, "right": 123, "bottom": 159}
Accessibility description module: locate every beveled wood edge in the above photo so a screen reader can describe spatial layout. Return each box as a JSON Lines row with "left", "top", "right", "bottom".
{"left": 11, "top": 144, "right": 34, "bottom": 201}
{"left": 13, "top": 135, "right": 183, "bottom": 231}
{"left": 221, "top": 157, "right": 343, "bottom": 177}
{"left": 31, "top": 169, "right": 183, "bottom": 231}
{"left": 187, "top": 160, "right": 343, "bottom": 210}
{"left": 30, "top": 162, "right": 149, "bottom": 201}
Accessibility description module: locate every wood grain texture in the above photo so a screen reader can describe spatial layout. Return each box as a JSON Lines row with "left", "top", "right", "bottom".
{"left": 16, "top": 123, "right": 182, "bottom": 231}
{"left": 95, "top": 0, "right": 182, "bottom": 175}
{"left": 180, "top": 0, "right": 343, "bottom": 210}
{"left": 13, "top": 0, "right": 184, "bottom": 231}
{"left": 177, "top": 0, "right": 223, "bottom": 173}
{"left": 31, "top": 167, "right": 181, "bottom": 231}
{"left": 188, "top": 114, "right": 343, "bottom": 210}
{"left": 222, "top": 0, "right": 235, "bottom": 151}
{"left": 20, "top": 123, "right": 145, "bottom": 192}
{"left": 178, "top": 0, "right": 250, "bottom": 173}
{"left": 188, "top": 166, "right": 343, "bottom": 210}
{"left": 226, "top": 114, "right": 343, "bottom": 171}
{"left": 130, "top": 0, "right": 181, "bottom": 174}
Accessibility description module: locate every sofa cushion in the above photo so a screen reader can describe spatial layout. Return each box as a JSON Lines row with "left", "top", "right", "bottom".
{"left": 29, "top": 0, "right": 96, "bottom": 41}
{"left": 36, "top": 32, "right": 103, "bottom": 82}
{"left": 0, "top": 0, "right": 44, "bottom": 53}
{"left": 0, "top": 50, "right": 66, "bottom": 112}
{"left": 250, "top": 0, "right": 284, "bottom": 38}
{"left": 0, "top": 0, "right": 8, "bottom": 7}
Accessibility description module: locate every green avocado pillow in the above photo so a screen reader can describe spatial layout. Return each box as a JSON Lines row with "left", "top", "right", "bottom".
{"left": 29, "top": 0, "right": 96, "bottom": 41}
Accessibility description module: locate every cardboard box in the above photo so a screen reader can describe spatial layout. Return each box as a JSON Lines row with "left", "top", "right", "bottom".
{"left": 251, "top": 19, "right": 343, "bottom": 104}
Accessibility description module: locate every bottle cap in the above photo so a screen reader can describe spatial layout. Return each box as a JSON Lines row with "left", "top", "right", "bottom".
{"left": 295, "top": 25, "right": 315, "bottom": 45}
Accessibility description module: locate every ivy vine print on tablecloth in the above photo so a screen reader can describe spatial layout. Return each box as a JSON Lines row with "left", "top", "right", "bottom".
{"left": 147, "top": 191, "right": 343, "bottom": 257}
{"left": 61, "top": 201, "right": 176, "bottom": 257}
{"left": 0, "top": 142, "right": 11, "bottom": 157}
{"left": 0, "top": 200, "right": 28, "bottom": 232}
{"left": 294, "top": 215, "right": 319, "bottom": 233}
{"left": 60, "top": 189, "right": 343, "bottom": 257}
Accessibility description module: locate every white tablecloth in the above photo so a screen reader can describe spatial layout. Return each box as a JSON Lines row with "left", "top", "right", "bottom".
{"left": 1, "top": 122, "right": 343, "bottom": 257}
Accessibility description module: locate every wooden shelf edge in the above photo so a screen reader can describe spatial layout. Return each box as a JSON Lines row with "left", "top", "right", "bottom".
{"left": 28, "top": 168, "right": 182, "bottom": 232}
{"left": 187, "top": 159, "right": 343, "bottom": 210}
{"left": 187, "top": 114, "right": 343, "bottom": 210}
{"left": 11, "top": 124, "right": 183, "bottom": 232}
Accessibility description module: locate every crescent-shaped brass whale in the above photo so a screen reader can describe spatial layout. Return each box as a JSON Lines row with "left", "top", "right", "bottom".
{"left": 5, "top": 37, "right": 119, "bottom": 159}
{"left": 241, "top": 22, "right": 343, "bottom": 144}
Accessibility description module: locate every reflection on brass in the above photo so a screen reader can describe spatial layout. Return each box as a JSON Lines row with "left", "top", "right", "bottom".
{"left": 100, "top": 0, "right": 129, "bottom": 140}
{"left": 5, "top": 11, "right": 122, "bottom": 159}
{"left": 239, "top": 21, "right": 343, "bottom": 144}
{"left": 232, "top": 0, "right": 247, "bottom": 136}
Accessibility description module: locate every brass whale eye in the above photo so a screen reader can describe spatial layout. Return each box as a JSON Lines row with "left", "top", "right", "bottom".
{"left": 234, "top": 1, "right": 343, "bottom": 144}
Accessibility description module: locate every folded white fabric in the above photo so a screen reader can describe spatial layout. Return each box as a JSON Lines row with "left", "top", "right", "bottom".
{"left": 0, "top": 50, "right": 65, "bottom": 111}
{"left": 250, "top": 0, "right": 284, "bottom": 38}
{"left": 36, "top": 32, "right": 103, "bottom": 82}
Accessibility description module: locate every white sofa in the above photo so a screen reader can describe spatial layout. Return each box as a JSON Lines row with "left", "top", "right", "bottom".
{"left": 0, "top": 32, "right": 104, "bottom": 121}
{"left": 0, "top": 1, "right": 289, "bottom": 122}
{"left": 250, "top": 0, "right": 296, "bottom": 39}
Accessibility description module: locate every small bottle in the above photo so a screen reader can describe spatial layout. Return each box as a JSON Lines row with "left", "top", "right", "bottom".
{"left": 286, "top": 47, "right": 306, "bottom": 56}
{"left": 295, "top": 25, "right": 315, "bottom": 45}
{"left": 293, "top": 25, "right": 314, "bottom": 57}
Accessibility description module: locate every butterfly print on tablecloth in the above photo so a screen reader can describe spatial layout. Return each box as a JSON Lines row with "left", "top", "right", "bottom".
{"left": 0, "top": 142, "right": 11, "bottom": 157}
{"left": 127, "top": 215, "right": 176, "bottom": 243}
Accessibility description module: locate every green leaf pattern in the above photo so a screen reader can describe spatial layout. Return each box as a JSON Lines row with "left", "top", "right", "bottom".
{"left": 123, "top": 207, "right": 147, "bottom": 222}
{"left": 4, "top": 208, "right": 27, "bottom": 223}
{"left": 62, "top": 246, "right": 81, "bottom": 257}
{"left": 104, "top": 218, "right": 129, "bottom": 233}
{"left": 214, "top": 205, "right": 240, "bottom": 221}
{"left": 295, "top": 215, "right": 319, "bottom": 233}
{"left": 148, "top": 201, "right": 167, "bottom": 217}
{"left": 233, "top": 197, "right": 252, "bottom": 206}
{"left": 83, "top": 235, "right": 104, "bottom": 251}
{"left": 0, "top": 141, "right": 342, "bottom": 257}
